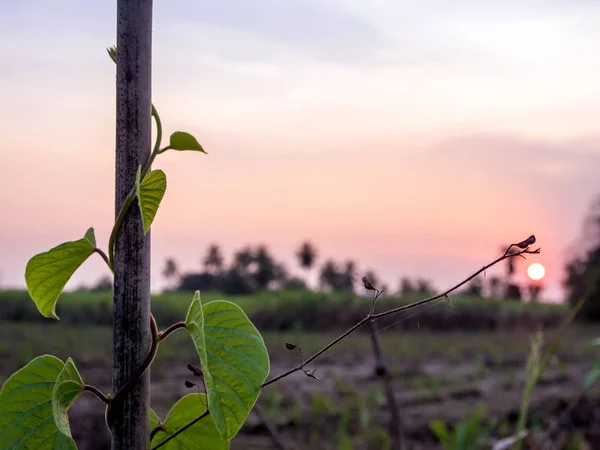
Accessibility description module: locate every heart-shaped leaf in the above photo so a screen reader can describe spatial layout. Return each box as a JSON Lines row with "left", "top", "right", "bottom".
{"left": 52, "top": 358, "right": 85, "bottom": 441}
{"left": 0, "top": 355, "right": 77, "bottom": 449}
{"left": 25, "top": 229, "right": 97, "bottom": 319}
{"left": 185, "top": 291, "right": 269, "bottom": 439}
{"left": 150, "top": 394, "right": 229, "bottom": 450}
{"left": 136, "top": 167, "right": 167, "bottom": 234}
{"left": 169, "top": 132, "right": 206, "bottom": 153}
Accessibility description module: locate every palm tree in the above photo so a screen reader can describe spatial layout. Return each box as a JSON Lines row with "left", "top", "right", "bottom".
{"left": 296, "top": 241, "right": 318, "bottom": 287}
{"left": 203, "top": 243, "right": 224, "bottom": 275}
{"left": 297, "top": 241, "right": 317, "bottom": 268}
{"left": 162, "top": 257, "right": 180, "bottom": 289}
{"left": 341, "top": 260, "right": 357, "bottom": 292}
{"left": 233, "top": 246, "right": 254, "bottom": 273}
{"left": 399, "top": 277, "right": 415, "bottom": 296}
{"left": 254, "top": 245, "right": 276, "bottom": 290}
{"left": 319, "top": 259, "right": 340, "bottom": 291}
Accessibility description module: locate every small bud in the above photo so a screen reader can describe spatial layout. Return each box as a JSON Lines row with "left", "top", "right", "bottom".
{"left": 285, "top": 343, "right": 297, "bottom": 350}
{"left": 517, "top": 235, "right": 536, "bottom": 249}
{"left": 184, "top": 380, "right": 196, "bottom": 388}
{"left": 187, "top": 364, "right": 203, "bottom": 377}
{"left": 362, "top": 276, "right": 376, "bottom": 291}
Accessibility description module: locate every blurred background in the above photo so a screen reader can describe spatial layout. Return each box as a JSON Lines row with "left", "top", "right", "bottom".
{"left": 1, "top": 1, "right": 600, "bottom": 448}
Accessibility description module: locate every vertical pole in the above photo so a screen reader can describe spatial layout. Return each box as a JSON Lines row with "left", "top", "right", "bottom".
{"left": 368, "top": 321, "right": 403, "bottom": 450}
{"left": 112, "top": 1, "right": 153, "bottom": 449}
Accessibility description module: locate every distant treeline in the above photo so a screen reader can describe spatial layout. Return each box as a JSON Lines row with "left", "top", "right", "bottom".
{"left": 84, "top": 240, "right": 544, "bottom": 302}
{"left": 0, "top": 289, "right": 565, "bottom": 331}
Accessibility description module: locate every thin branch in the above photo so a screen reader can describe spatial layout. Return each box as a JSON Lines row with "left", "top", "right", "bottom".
{"left": 83, "top": 384, "right": 110, "bottom": 405}
{"left": 160, "top": 239, "right": 540, "bottom": 445}
{"left": 94, "top": 248, "right": 113, "bottom": 273}
{"left": 158, "top": 322, "right": 186, "bottom": 341}
{"left": 263, "top": 318, "right": 368, "bottom": 387}
{"left": 265, "top": 245, "right": 539, "bottom": 387}
{"left": 151, "top": 410, "right": 210, "bottom": 450}
{"left": 372, "top": 246, "right": 539, "bottom": 321}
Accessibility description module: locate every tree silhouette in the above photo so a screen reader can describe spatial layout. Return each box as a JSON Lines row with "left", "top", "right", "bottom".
{"left": 416, "top": 278, "right": 434, "bottom": 296}
{"left": 233, "top": 246, "right": 254, "bottom": 273}
{"left": 564, "top": 195, "right": 600, "bottom": 320}
{"left": 465, "top": 276, "right": 483, "bottom": 297}
{"left": 297, "top": 241, "right": 318, "bottom": 270}
{"left": 527, "top": 283, "right": 543, "bottom": 302}
{"left": 503, "top": 244, "right": 522, "bottom": 300}
{"left": 487, "top": 276, "right": 503, "bottom": 299}
{"left": 162, "top": 257, "right": 180, "bottom": 289}
{"left": 253, "top": 245, "right": 277, "bottom": 290}
{"left": 91, "top": 275, "right": 113, "bottom": 292}
{"left": 341, "top": 260, "right": 357, "bottom": 292}
{"left": 319, "top": 259, "right": 341, "bottom": 291}
{"left": 399, "top": 277, "right": 415, "bottom": 296}
{"left": 203, "top": 243, "right": 224, "bottom": 275}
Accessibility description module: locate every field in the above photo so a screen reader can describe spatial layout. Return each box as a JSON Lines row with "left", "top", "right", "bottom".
{"left": 1, "top": 290, "right": 598, "bottom": 449}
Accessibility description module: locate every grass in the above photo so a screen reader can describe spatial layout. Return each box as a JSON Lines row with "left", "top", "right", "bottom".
{"left": 1, "top": 319, "right": 597, "bottom": 449}
{"left": 0, "top": 289, "right": 567, "bottom": 332}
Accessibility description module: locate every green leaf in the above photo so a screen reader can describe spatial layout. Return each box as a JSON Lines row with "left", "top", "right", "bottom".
{"left": 429, "top": 420, "right": 452, "bottom": 448}
{"left": 52, "top": 358, "right": 84, "bottom": 441}
{"left": 150, "top": 409, "right": 161, "bottom": 431}
{"left": 107, "top": 45, "right": 116, "bottom": 63}
{"left": 150, "top": 394, "right": 229, "bottom": 450}
{"left": 169, "top": 131, "right": 206, "bottom": 153}
{"left": 584, "top": 360, "right": 600, "bottom": 390}
{"left": 136, "top": 167, "right": 167, "bottom": 234}
{"left": 0, "top": 355, "right": 76, "bottom": 449}
{"left": 185, "top": 291, "right": 270, "bottom": 439}
{"left": 25, "top": 229, "right": 97, "bottom": 319}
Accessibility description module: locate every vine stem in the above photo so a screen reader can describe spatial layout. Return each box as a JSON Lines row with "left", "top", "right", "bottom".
{"left": 152, "top": 240, "right": 540, "bottom": 446}
{"left": 108, "top": 106, "right": 163, "bottom": 270}
{"left": 107, "top": 315, "right": 159, "bottom": 426}
{"left": 94, "top": 248, "right": 113, "bottom": 273}
{"left": 158, "top": 322, "right": 186, "bottom": 341}
{"left": 83, "top": 385, "right": 110, "bottom": 405}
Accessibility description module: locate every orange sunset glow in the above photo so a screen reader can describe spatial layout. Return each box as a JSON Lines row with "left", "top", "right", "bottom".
{"left": 1, "top": 2, "right": 600, "bottom": 302}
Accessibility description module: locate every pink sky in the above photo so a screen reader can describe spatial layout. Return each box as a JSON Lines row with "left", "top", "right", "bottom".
{"left": 2, "top": 1, "right": 600, "bottom": 300}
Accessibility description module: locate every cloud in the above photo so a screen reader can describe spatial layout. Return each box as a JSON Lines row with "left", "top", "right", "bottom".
{"left": 156, "top": 0, "right": 386, "bottom": 64}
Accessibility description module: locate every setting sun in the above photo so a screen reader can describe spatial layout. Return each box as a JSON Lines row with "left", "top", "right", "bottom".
{"left": 527, "top": 263, "right": 546, "bottom": 281}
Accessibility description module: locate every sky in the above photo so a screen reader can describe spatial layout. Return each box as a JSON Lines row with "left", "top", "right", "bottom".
{"left": 1, "top": 1, "right": 600, "bottom": 301}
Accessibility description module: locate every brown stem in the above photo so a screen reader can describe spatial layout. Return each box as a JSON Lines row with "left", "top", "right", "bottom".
{"left": 83, "top": 384, "right": 110, "bottom": 405}
{"left": 150, "top": 425, "right": 166, "bottom": 442}
{"left": 158, "top": 322, "right": 186, "bottom": 341}
{"left": 107, "top": 315, "right": 159, "bottom": 425}
{"left": 94, "top": 248, "right": 113, "bottom": 273}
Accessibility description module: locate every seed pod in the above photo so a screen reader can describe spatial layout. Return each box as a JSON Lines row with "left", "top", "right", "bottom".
{"left": 362, "top": 276, "right": 376, "bottom": 291}
{"left": 516, "top": 235, "right": 536, "bottom": 249}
